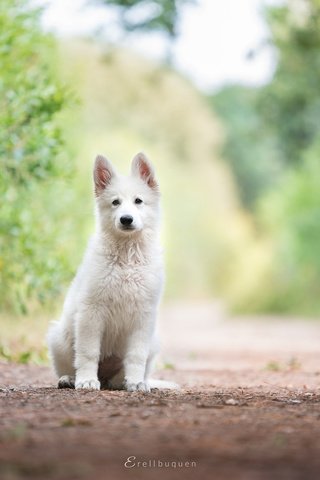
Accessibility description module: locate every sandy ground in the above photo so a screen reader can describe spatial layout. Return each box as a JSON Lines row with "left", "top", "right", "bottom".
{"left": 1, "top": 302, "right": 320, "bottom": 480}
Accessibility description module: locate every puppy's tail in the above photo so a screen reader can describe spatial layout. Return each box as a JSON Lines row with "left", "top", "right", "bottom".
{"left": 148, "top": 379, "right": 180, "bottom": 390}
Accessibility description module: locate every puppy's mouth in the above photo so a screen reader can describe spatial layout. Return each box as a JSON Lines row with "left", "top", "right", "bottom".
{"left": 117, "top": 223, "right": 139, "bottom": 233}
{"left": 120, "top": 225, "right": 135, "bottom": 231}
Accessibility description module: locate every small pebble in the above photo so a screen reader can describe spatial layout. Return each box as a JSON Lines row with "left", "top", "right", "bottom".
{"left": 225, "top": 398, "right": 239, "bottom": 406}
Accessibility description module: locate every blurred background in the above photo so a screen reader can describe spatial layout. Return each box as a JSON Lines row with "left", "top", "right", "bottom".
{"left": 1, "top": 0, "right": 320, "bottom": 364}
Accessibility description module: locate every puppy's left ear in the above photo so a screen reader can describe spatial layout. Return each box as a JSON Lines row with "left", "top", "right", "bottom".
{"left": 131, "top": 152, "right": 158, "bottom": 190}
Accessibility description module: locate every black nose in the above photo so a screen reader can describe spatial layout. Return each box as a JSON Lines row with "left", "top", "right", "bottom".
{"left": 120, "top": 215, "right": 133, "bottom": 226}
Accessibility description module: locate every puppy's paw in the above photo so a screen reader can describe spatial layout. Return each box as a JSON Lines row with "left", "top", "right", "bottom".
{"left": 75, "top": 378, "right": 101, "bottom": 390}
{"left": 125, "top": 380, "right": 150, "bottom": 393}
{"left": 58, "top": 375, "right": 75, "bottom": 389}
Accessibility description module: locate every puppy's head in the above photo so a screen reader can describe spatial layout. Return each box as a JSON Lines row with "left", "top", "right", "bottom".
{"left": 94, "top": 152, "right": 160, "bottom": 236}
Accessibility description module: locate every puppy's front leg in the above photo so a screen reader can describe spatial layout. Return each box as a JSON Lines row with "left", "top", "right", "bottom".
{"left": 124, "top": 327, "right": 151, "bottom": 393}
{"left": 74, "top": 307, "right": 104, "bottom": 390}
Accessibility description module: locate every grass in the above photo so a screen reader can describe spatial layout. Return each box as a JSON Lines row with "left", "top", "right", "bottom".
{"left": 0, "top": 311, "right": 53, "bottom": 365}
{"left": 265, "top": 357, "right": 302, "bottom": 372}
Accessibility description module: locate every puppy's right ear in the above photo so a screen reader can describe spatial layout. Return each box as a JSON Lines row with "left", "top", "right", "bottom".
{"left": 93, "top": 155, "right": 115, "bottom": 196}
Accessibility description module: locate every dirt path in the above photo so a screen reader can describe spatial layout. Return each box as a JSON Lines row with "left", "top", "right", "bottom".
{"left": 1, "top": 303, "right": 320, "bottom": 480}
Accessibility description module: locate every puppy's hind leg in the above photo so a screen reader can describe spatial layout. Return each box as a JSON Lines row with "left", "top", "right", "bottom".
{"left": 58, "top": 375, "right": 75, "bottom": 389}
{"left": 145, "top": 338, "right": 179, "bottom": 391}
{"left": 47, "top": 321, "right": 75, "bottom": 389}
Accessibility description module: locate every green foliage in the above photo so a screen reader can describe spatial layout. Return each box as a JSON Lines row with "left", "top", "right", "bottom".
{"left": 0, "top": 310, "right": 50, "bottom": 364}
{"left": 259, "top": 150, "right": 320, "bottom": 313}
{"left": 209, "top": 0, "right": 320, "bottom": 208}
{"left": 264, "top": 357, "right": 301, "bottom": 372}
{"left": 0, "top": 1, "right": 67, "bottom": 184}
{"left": 0, "top": 0, "right": 71, "bottom": 313}
{"left": 258, "top": 1, "right": 320, "bottom": 165}
{"left": 211, "top": 1, "right": 320, "bottom": 205}
{"left": 256, "top": 0, "right": 320, "bottom": 313}
{"left": 265, "top": 360, "right": 281, "bottom": 372}
{"left": 0, "top": 343, "right": 47, "bottom": 364}
{"left": 209, "top": 0, "right": 320, "bottom": 313}
{"left": 96, "top": 0, "right": 195, "bottom": 37}
{"left": 209, "top": 85, "right": 283, "bottom": 209}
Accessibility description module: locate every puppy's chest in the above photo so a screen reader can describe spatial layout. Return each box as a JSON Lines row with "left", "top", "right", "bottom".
{"left": 106, "top": 265, "right": 144, "bottom": 293}
{"left": 97, "top": 261, "right": 159, "bottom": 304}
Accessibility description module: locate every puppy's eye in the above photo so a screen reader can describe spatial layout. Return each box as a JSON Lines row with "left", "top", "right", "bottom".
{"left": 135, "top": 198, "right": 143, "bottom": 205}
{"left": 112, "top": 199, "right": 120, "bottom": 206}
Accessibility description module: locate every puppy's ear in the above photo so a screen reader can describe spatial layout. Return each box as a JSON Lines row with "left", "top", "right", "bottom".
{"left": 93, "top": 155, "right": 115, "bottom": 196}
{"left": 131, "top": 152, "right": 158, "bottom": 190}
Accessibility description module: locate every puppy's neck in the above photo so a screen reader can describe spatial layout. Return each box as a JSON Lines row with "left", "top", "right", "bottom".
{"left": 96, "top": 228, "right": 158, "bottom": 266}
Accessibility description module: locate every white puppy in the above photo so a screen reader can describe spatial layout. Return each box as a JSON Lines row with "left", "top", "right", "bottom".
{"left": 47, "top": 152, "right": 175, "bottom": 392}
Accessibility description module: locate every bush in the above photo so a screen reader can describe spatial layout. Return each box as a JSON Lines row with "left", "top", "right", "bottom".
{"left": 0, "top": 0, "right": 71, "bottom": 313}
{"left": 258, "top": 147, "right": 320, "bottom": 314}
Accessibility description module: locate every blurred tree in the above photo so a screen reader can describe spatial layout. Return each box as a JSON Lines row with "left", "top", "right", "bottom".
{"left": 0, "top": 0, "right": 71, "bottom": 313}
{"left": 210, "top": 0, "right": 320, "bottom": 207}
{"left": 258, "top": 146, "right": 320, "bottom": 314}
{"left": 209, "top": 85, "right": 282, "bottom": 209}
{"left": 256, "top": 0, "right": 320, "bottom": 313}
{"left": 96, "top": 0, "right": 194, "bottom": 37}
{"left": 258, "top": 0, "right": 320, "bottom": 165}
{"left": 209, "top": 0, "right": 320, "bottom": 313}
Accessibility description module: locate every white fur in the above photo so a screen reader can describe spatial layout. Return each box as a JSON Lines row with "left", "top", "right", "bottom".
{"left": 47, "top": 152, "right": 177, "bottom": 392}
